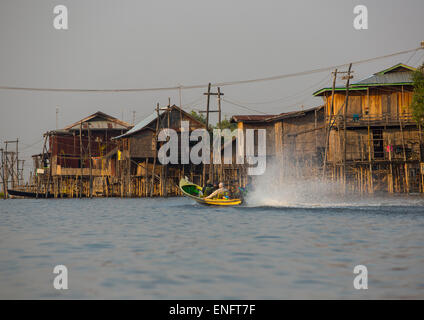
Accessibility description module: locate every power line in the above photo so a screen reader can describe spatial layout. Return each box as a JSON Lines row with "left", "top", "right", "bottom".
{"left": 222, "top": 98, "right": 272, "bottom": 115}
{"left": 0, "top": 47, "right": 421, "bottom": 93}
{"left": 131, "top": 95, "right": 205, "bottom": 124}
{"left": 228, "top": 73, "right": 330, "bottom": 106}
{"left": 19, "top": 138, "right": 44, "bottom": 150}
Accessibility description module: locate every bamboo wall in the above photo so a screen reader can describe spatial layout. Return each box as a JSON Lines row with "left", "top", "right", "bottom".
{"left": 324, "top": 88, "right": 414, "bottom": 119}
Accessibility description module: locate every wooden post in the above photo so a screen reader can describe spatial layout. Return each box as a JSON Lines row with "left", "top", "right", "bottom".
{"left": 388, "top": 136, "right": 394, "bottom": 193}
{"left": 1, "top": 148, "right": 5, "bottom": 199}
{"left": 164, "top": 105, "right": 171, "bottom": 197}
{"left": 144, "top": 158, "right": 148, "bottom": 197}
{"left": 399, "top": 114, "right": 409, "bottom": 193}
{"left": 88, "top": 123, "right": 93, "bottom": 198}
{"left": 16, "top": 138, "right": 19, "bottom": 188}
{"left": 419, "top": 124, "right": 423, "bottom": 193}
{"left": 217, "top": 87, "right": 223, "bottom": 181}
{"left": 79, "top": 122, "right": 83, "bottom": 198}
{"left": 4, "top": 142, "right": 8, "bottom": 196}
{"left": 323, "top": 69, "right": 337, "bottom": 180}
{"left": 343, "top": 63, "right": 353, "bottom": 193}
{"left": 367, "top": 122, "right": 374, "bottom": 194}
{"left": 202, "top": 83, "right": 211, "bottom": 186}
{"left": 151, "top": 104, "right": 160, "bottom": 197}
{"left": 127, "top": 140, "right": 131, "bottom": 197}
{"left": 45, "top": 133, "right": 52, "bottom": 198}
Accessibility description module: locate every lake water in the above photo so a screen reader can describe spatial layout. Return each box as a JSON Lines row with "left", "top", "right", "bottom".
{"left": 0, "top": 196, "right": 424, "bottom": 299}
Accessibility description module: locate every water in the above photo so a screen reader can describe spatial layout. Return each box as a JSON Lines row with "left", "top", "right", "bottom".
{"left": 0, "top": 197, "right": 424, "bottom": 299}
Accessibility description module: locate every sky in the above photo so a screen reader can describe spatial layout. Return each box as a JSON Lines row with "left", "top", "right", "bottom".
{"left": 0, "top": 0, "right": 424, "bottom": 177}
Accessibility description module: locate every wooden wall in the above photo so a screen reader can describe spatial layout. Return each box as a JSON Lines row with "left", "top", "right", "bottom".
{"left": 127, "top": 107, "right": 206, "bottom": 159}
{"left": 327, "top": 127, "right": 421, "bottom": 163}
{"left": 50, "top": 131, "right": 120, "bottom": 169}
{"left": 129, "top": 130, "right": 155, "bottom": 158}
{"left": 242, "top": 122, "right": 275, "bottom": 156}
{"left": 280, "top": 110, "right": 325, "bottom": 160}
{"left": 324, "top": 87, "right": 414, "bottom": 119}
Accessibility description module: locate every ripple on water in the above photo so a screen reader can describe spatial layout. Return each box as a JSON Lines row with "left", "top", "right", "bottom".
{"left": 0, "top": 197, "right": 423, "bottom": 299}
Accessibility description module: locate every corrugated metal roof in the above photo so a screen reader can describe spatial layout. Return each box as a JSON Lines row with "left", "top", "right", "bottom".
{"left": 313, "top": 63, "right": 416, "bottom": 96}
{"left": 230, "top": 115, "right": 275, "bottom": 122}
{"left": 268, "top": 105, "right": 323, "bottom": 121}
{"left": 64, "top": 111, "right": 132, "bottom": 130}
{"left": 231, "top": 106, "right": 323, "bottom": 123}
{"left": 355, "top": 72, "right": 413, "bottom": 85}
{"left": 113, "top": 105, "right": 207, "bottom": 140}
{"left": 113, "top": 109, "right": 166, "bottom": 139}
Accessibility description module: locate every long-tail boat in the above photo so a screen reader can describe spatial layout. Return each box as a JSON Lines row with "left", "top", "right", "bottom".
{"left": 179, "top": 178, "right": 242, "bottom": 206}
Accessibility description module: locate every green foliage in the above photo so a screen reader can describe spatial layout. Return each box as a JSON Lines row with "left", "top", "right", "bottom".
{"left": 215, "top": 117, "right": 237, "bottom": 131}
{"left": 190, "top": 110, "right": 237, "bottom": 131}
{"left": 190, "top": 110, "right": 206, "bottom": 124}
{"left": 411, "top": 64, "right": 424, "bottom": 125}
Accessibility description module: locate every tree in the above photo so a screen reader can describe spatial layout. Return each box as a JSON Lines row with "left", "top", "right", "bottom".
{"left": 411, "top": 63, "right": 424, "bottom": 125}
{"left": 190, "top": 111, "right": 237, "bottom": 131}
{"left": 215, "top": 117, "right": 237, "bottom": 131}
{"left": 190, "top": 110, "right": 206, "bottom": 124}
{"left": 190, "top": 110, "right": 213, "bottom": 130}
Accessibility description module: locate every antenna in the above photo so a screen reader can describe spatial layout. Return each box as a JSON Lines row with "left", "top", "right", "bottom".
{"left": 56, "top": 107, "right": 59, "bottom": 129}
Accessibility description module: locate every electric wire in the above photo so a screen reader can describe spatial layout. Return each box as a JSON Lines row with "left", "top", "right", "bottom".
{"left": 0, "top": 47, "right": 421, "bottom": 93}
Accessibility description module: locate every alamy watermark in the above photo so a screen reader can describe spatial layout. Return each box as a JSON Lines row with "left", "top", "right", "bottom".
{"left": 53, "top": 265, "right": 68, "bottom": 290}
{"left": 52, "top": 5, "right": 369, "bottom": 31}
{"left": 53, "top": 5, "right": 68, "bottom": 30}
{"left": 353, "top": 5, "right": 368, "bottom": 30}
{"left": 156, "top": 121, "right": 266, "bottom": 176}
{"left": 353, "top": 265, "right": 368, "bottom": 290}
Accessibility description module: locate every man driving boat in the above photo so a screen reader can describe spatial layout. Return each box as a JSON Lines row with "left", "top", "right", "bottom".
{"left": 204, "top": 182, "right": 228, "bottom": 199}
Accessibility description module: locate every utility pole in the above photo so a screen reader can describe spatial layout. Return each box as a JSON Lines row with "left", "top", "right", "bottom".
{"left": 179, "top": 85, "right": 183, "bottom": 127}
{"left": 200, "top": 84, "right": 224, "bottom": 185}
{"left": 217, "top": 87, "right": 223, "bottom": 181}
{"left": 217, "top": 87, "right": 222, "bottom": 129}
{"left": 179, "top": 86, "right": 182, "bottom": 109}
{"left": 202, "top": 83, "right": 211, "bottom": 186}
{"left": 342, "top": 63, "right": 353, "bottom": 193}
{"left": 205, "top": 83, "right": 211, "bottom": 130}
{"left": 200, "top": 86, "right": 224, "bottom": 125}
{"left": 56, "top": 107, "right": 59, "bottom": 130}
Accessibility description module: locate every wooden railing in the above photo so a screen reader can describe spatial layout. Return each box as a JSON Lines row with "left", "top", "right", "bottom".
{"left": 53, "top": 167, "right": 111, "bottom": 176}
{"left": 327, "top": 113, "right": 416, "bottom": 127}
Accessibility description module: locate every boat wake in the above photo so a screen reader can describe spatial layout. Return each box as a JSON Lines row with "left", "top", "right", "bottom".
{"left": 244, "top": 160, "right": 424, "bottom": 209}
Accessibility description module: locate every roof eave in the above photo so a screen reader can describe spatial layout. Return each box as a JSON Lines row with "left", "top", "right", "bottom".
{"left": 313, "top": 82, "right": 413, "bottom": 96}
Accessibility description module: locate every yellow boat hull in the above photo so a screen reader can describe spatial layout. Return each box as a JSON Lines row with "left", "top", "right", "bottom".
{"left": 179, "top": 178, "right": 242, "bottom": 206}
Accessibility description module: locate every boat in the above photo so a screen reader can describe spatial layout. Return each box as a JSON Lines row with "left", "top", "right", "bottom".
{"left": 179, "top": 178, "right": 242, "bottom": 206}
{"left": 6, "top": 189, "right": 57, "bottom": 198}
{"left": 6, "top": 189, "right": 83, "bottom": 198}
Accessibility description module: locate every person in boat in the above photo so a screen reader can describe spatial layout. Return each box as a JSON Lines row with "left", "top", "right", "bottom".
{"left": 205, "top": 182, "right": 228, "bottom": 199}
{"left": 202, "top": 180, "right": 215, "bottom": 197}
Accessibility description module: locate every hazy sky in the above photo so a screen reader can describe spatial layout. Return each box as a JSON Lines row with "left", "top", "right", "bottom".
{"left": 1, "top": 0, "right": 423, "bottom": 176}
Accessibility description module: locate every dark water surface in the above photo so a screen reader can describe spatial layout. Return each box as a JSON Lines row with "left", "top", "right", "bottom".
{"left": 0, "top": 197, "right": 423, "bottom": 299}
